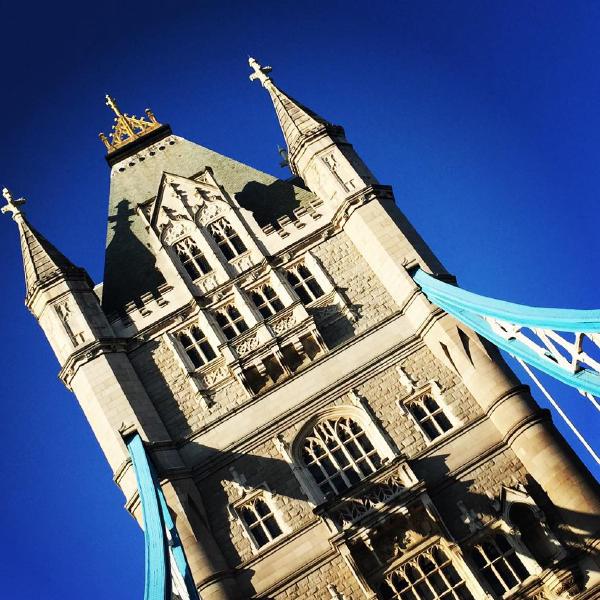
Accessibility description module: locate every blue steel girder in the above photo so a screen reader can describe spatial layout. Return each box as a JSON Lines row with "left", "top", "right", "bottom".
{"left": 413, "top": 269, "right": 600, "bottom": 399}
{"left": 126, "top": 434, "right": 200, "bottom": 600}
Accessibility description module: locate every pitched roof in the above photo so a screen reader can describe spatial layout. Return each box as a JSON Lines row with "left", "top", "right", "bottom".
{"left": 102, "top": 134, "right": 318, "bottom": 315}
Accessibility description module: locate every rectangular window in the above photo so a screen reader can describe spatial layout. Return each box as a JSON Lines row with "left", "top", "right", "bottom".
{"left": 380, "top": 544, "right": 474, "bottom": 600}
{"left": 215, "top": 305, "right": 248, "bottom": 340}
{"left": 472, "top": 534, "right": 529, "bottom": 597}
{"left": 238, "top": 497, "right": 282, "bottom": 549}
{"left": 407, "top": 394, "right": 453, "bottom": 441}
{"left": 208, "top": 218, "right": 247, "bottom": 261}
{"left": 173, "top": 237, "right": 212, "bottom": 280}
{"left": 177, "top": 325, "right": 216, "bottom": 368}
{"left": 286, "top": 264, "right": 324, "bottom": 305}
{"left": 250, "top": 285, "right": 285, "bottom": 319}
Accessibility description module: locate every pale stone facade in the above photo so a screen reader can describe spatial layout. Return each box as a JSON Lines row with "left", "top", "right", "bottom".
{"left": 7, "top": 61, "right": 600, "bottom": 599}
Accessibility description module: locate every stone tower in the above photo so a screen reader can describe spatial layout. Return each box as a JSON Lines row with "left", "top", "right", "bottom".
{"left": 5, "top": 60, "right": 600, "bottom": 600}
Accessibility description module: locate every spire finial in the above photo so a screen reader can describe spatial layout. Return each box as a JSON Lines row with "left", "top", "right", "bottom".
{"left": 105, "top": 94, "right": 123, "bottom": 117}
{"left": 1, "top": 187, "right": 26, "bottom": 220}
{"left": 248, "top": 57, "right": 273, "bottom": 87}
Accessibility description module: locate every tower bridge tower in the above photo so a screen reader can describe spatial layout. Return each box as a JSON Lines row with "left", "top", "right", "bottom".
{"left": 5, "top": 60, "right": 600, "bottom": 600}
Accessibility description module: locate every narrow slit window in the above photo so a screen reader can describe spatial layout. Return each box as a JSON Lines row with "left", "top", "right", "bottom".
{"left": 286, "top": 264, "right": 324, "bottom": 304}
{"left": 177, "top": 325, "right": 216, "bottom": 368}
{"left": 251, "top": 285, "right": 285, "bottom": 319}
{"left": 238, "top": 497, "right": 282, "bottom": 549}
{"left": 215, "top": 305, "right": 248, "bottom": 340}
{"left": 208, "top": 218, "right": 247, "bottom": 260}
{"left": 173, "top": 237, "right": 212, "bottom": 280}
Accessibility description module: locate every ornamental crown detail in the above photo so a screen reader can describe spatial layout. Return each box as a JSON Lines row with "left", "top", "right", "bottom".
{"left": 99, "top": 95, "right": 162, "bottom": 152}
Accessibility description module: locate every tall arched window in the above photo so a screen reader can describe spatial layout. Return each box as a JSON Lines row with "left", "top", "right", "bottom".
{"left": 208, "top": 218, "right": 246, "bottom": 260}
{"left": 173, "top": 237, "right": 212, "bottom": 280}
{"left": 301, "top": 416, "right": 382, "bottom": 496}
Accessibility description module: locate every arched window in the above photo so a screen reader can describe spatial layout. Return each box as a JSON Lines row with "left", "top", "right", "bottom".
{"left": 472, "top": 533, "right": 529, "bottom": 597}
{"left": 177, "top": 325, "right": 216, "bottom": 368}
{"left": 286, "top": 264, "right": 324, "bottom": 304}
{"left": 380, "top": 544, "right": 474, "bottom": 600}
{"left": 208, "top": 217, "right": 246, "bottom": 260}
{"left": 215, "top": 305, "right": 248, "bottom": 340}
{"left": 301, "top": 416, "right": 382, "bottom": 496}
{"left": 173, "top": 237, "right": 212, "bottom": 280}
{"left": 251, "top": 285, "right": 284, "bottom": 319}
{"left": 407, "top": 394, "right": 453, "bottom": 441}
{"left": 238, "top": 497, "right": 282, "bottom": 549}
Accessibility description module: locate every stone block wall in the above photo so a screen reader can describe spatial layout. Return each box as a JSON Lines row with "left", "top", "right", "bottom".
{"left": 271, "top": 555, "right": 365, "bottom": 599}
{"left": 311, "top": 231, "right": 399, "bottom": 348}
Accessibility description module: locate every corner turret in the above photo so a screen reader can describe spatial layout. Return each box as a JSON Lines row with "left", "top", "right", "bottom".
{"left": 248, "top": 57, "right": 377, "bottom": 205}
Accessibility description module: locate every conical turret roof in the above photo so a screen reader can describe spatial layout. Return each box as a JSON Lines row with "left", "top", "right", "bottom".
{"left": 18, "top": 217, "right": 88, "bottom": 302}
{"left": 2, "top": 188, "right": 90, "bottom": 306}
{"left": 248, "top": 58, "right": 344, "bottom": 157}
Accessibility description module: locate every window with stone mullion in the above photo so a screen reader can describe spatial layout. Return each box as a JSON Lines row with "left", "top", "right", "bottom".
{"left": 173, "top": 237, "right": 212, "bottom": 280}
{"left": 177, "top": 325, "right": 216, "bottom": 368}
{"left": 286, "top": 264, "right": 324, "bottom": 305}
{"left": 380, "top": 545, "right": 474, "bottom": 600}
{"left": 302, "top": 417, "right": 382, "bottom": 496}
{"left": 208, "top": 218, "right": 247, "bottom": 261}
{"left": 409, "top": 395, "right": 453, "bottom": 441}
{"left": 472, "top": 534, "right": 529, "bottom": 597}
{"left": 251, "top": 285, "right": 285, "bottom": 319}
{"left": 215, "top": 305, "right": 248, "bottom": 340}
{"left": 239, "top": 498, "right": 282, "bottom": 549}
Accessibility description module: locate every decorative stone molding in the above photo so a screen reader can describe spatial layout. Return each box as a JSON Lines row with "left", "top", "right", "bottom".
{"left": 232, "top": 331, "right": 261, "bottom": 357}
{"left": 316, "top": 459, "right": 420, "bottom": 531}
{"left": 268, "top": 310, "right": 297, "bottom": 335}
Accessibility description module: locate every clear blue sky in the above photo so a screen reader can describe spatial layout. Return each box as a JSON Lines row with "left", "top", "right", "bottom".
{"left": 0, "top": 2, "right": 598, "bottom": 598}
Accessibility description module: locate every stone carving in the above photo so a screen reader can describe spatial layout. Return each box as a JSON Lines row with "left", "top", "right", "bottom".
{"left": 229, "top": 253, "right": 253, "bottom": 273}
{"left": 197, "top": 363, "right": 229, "bottom": 388}
{"left": 329, "top": 472, "right": 408, "bottom": 529}
{"left": 161, "top": 221, "right": 189, "bottom": 245}
{"left": 196, "top": 273, "right": 219, "bottom": 295}
{"left": 196, "top": 201, "right": 222, "bottom": 225}
{"left": 233, "top": 333, "right": 261, "bottom": 357}
{"left": 270, "top": 312, "right": 297, "bottom": 335}
{"left": 55, "top": 300, "right": 86, "bottom": 347}
{"left": 457, "top": 500, "right": 485, "bottom": 533}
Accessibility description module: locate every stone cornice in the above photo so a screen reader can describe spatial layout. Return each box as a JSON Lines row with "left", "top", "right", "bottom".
{"left": 58, "top": 338, "right": 128, "bottom": 388}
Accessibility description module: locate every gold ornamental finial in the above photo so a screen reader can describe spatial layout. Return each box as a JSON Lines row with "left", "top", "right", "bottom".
{"left": 99, "top": 94, "right": 163, "bottom": 153}
{"left": 105, "top": 94, "right": 123, "bottom": 117}
{"left": 248, "top": 57, "right": 273, "bottom": 87}
{"left": 1, "top": 187, "right": 26, "bottom": 220}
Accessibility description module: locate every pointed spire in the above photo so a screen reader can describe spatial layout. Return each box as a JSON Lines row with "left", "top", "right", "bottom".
{"left": 248, "top": 57, "right": 343, "bottom": 165}
{"left": 3, "top": 187, "right": 90, "bottom": 306}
